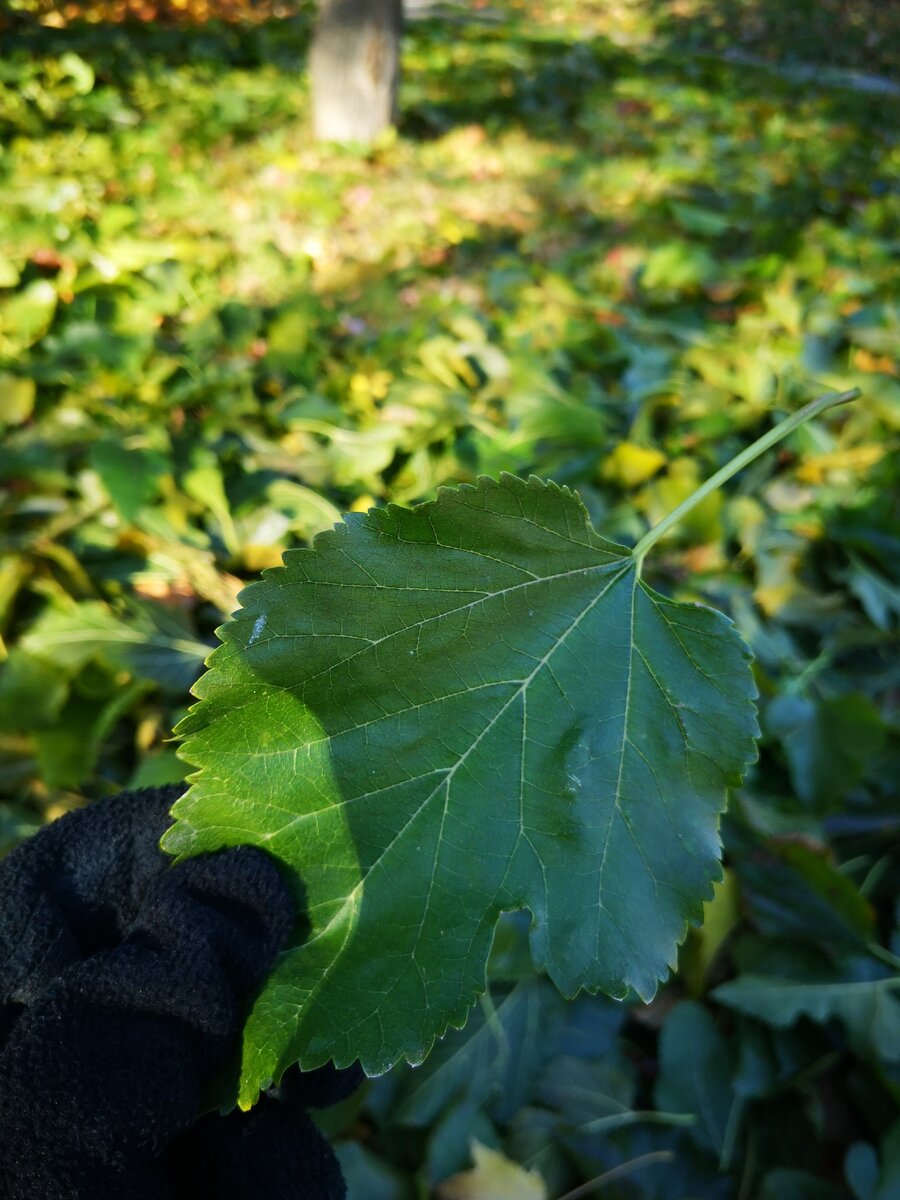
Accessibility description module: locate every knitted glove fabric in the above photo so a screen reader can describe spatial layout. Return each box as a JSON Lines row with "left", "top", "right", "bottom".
{"left": 0, "top": 785, "right": 362, "bottom": 1200}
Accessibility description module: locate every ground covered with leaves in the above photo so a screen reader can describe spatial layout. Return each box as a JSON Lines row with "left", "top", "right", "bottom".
{"left": 1, "top": 2, "right": 899, "bottom": 1197}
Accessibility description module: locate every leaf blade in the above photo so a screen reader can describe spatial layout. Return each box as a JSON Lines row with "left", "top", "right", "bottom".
{"left": 713, "top": 975, "right": 900, "bottom": 1062}
{"left": 164, "top": 475, "right": 758, "bottom": 1103}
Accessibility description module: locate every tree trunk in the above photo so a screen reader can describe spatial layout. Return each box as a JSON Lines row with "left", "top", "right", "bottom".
{"left": 309, "top": 0, "right": 403, "bottom": 145}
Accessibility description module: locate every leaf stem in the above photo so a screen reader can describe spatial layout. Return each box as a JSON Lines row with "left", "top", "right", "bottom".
{"left": 554, "top": 1151, "right": 675, "bottom": 1200}
{"left": 868, "top": 942, "right": 900, "bottom": 972}
{"left": 578, "top": 1109, "right": 695, "bottom": 1134}
{"left": 631, "top": 388, "right": 861, "bottom": 567}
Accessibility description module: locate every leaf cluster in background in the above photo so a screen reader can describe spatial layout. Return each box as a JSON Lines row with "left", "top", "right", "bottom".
{"left": 0, "top": 0, "right": 297, "bottom": 29}
{"left": 0, "top": 0, "right": 897, "bottom": 1195}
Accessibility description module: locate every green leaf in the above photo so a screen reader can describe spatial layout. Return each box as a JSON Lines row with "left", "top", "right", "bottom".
{"left": 128, "top": 748, "right": 188, "bottom": 792}
{"left": 765, "top": 692, "right": 886, "bottom": 807}
{"left": 0, "top": 256, "right": 20, "bottom": 289}
{"left": 846, "top": 1143, "right": 880, "bottom": 1200}
{"left": 760, "top": 1169, "right": 848, "bottom": 1200}
{"left": 0, "top": 280, "right": 58, "bottom": 355}
{"left": 266, "top": 480, "right": 342, "bottom": 541}
{"left": 392, "top": 979, "right": 566, "bottom": 1128}
{"left": 641, "top": 241, "right": 719, "bottom": 294}
{"left": 335, "top": 1142, "right": 413, "bottom": 1200}
{"left": 729, "top": 829, "right": 875, "bottom": 952}
{"left": 22, "top": 600, "right": 209, "bottom": 692}
{"left": 713, "top": 975, "right": 900, "bottom": 1063}
{"left": 0, "top": 374, "right": 36, "bottom": 428}
{"left": 0, "top": 650, "right": 69, "bottom": 732}
{"left": 424, "top": 1099, "right": 499, "bottom": 1188}
{"left": 845, "top": 554, "right": 900, "bottom": 631}
{"left": 89, "top": 439, "right": 168, "bottom": 524}
{"left": 164, "top": 474, "right": 758, "bottom": 1104}
{"left": 847, "top": 1131, "right": 900, "bottom": 1200}
{"left": 535, "top": 1052, "right": 637, "bottom": 1129}
{"left": 654, "top": 1001, "right": 733, "bottom": 1155}
{"left": 182, "top": 449, "right": 239, "bottom": 555}
{"left": 669, "top": 201, "right": 733, "bottom": 238}
{"left": 59, "top": 52, "right": 95, "bottom": 95}
{"left": 34, "top": 679, "right": 150, "bottom": 788}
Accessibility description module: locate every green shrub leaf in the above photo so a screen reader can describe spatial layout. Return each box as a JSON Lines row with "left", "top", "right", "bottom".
{"left": 713, "top": 975, "right": 900, "bottom": 1063}
{"left": 163, "top": 474, "right": 758, "bottom": 1105}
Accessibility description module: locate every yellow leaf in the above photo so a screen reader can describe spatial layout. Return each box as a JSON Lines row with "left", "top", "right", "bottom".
{"left": 795, "top": 444, "right": 885, "bottom": 485}
{"left": 242, "top": 545, "right": 286, "bottom": 572}
{"left": 349, "top": 369, "right": 393, "bottom": 410}
{"left": 638, "top": 458, "right": 723, "bottom": 544}
{"left": 600, "top": 441, "right": 666, "bottom": 487}
{"left": 753, "top": 547, "right": 810, "bottom": 616}
{"left": 0, "top": 373, "right": 35, "bottom": 426}
{"left": 0, "top": 256, "right": 19, "bottom": 287}
{"left": 678, "top": 869, "right": 740, "bottom": 996}
{"left": 698, "top": 871, "right": 739, "bottom": 971}
{"left": 438, "top": 1142, "right": 547, "bottom": 1200}
{"left": 852, "top": 348, "right": 897, "bottom": 376}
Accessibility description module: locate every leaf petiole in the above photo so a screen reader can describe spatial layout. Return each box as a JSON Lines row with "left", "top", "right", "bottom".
{"left": 631, "top": 388, "right": 861, "bottom": 568}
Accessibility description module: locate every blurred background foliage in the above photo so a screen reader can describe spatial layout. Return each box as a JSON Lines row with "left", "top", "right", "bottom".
{"left": 0, "top": 1, "right": 898, "bottom": 1197}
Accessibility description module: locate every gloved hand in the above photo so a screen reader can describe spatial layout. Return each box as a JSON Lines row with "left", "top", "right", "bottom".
{"left": 0, "top": 784, "right": 362, "bottom": 1200}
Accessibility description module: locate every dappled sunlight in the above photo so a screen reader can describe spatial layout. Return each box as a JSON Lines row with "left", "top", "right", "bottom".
{"left": 1, "top": 3, "right": 896, "bottom": 560}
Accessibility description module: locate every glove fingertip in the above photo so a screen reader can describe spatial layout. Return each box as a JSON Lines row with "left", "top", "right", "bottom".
{"left": 179, "top": 846, "right": 294, "bottom": 939}
{"left": 141, "top": 846, "right": 296, "bottom": 991}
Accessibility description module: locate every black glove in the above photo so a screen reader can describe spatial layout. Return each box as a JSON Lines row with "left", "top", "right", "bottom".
{"left": 0, "top": 785, "right": 363, "bottom": 1200}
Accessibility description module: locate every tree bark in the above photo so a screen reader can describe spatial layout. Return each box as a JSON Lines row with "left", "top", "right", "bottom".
{"left": 309, "top": 0, "right": 403, "bottom": 145}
